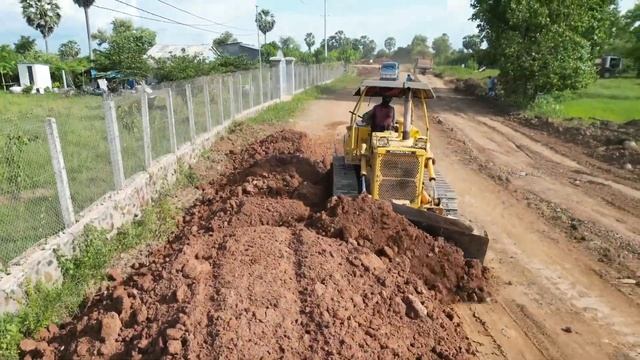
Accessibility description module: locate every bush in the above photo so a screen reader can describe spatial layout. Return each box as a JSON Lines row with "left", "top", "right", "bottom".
{"left": 526, "top": 94, "right": 563, "bottom": 118}
{"left": 21, "top": 85, "right": 33, "bottom": 94}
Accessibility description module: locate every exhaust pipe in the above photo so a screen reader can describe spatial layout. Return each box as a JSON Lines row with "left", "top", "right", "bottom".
{"left": 403, "top": 88, "right": 412, "bottom": 140}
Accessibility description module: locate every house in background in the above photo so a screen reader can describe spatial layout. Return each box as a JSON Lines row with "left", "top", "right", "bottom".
{"left": 214, "top": 42, "right": 260, "bottom": 61}
{"left": 146, "top": 44, "right": 215, "bottom": 60}
{"left": 17, "top": 63, "right": 52, "bottom": 93}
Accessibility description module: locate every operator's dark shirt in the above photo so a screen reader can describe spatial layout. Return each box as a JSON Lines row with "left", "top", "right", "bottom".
{"left": 371, "top": 104, "right": 395, "bottom": 132}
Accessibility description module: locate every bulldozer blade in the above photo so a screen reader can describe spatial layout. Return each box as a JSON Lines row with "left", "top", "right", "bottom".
{"left": 391, "top": 203, "right": 489, "bottom": 263}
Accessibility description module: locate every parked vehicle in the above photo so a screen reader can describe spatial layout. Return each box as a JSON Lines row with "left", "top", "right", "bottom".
{"left": 595, "top": 56, "right": 623, "bottom": 78}
{"left": 379, "top": 62, "right": 399, "bottom": 80}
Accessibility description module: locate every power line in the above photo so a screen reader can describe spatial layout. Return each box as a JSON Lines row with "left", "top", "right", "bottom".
{"left": 154, "top": 0, "right": 252, "bottom": 32}
{"left": 111, "top": 0, "right": 252, "bottom": 36}
{"left": 94, "top": 5, "right": 212, "bottom": 26}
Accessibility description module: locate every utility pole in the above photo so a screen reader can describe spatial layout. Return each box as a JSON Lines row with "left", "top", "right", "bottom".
{"left": 324, "top": 0, "right": 327, "bottom": 57}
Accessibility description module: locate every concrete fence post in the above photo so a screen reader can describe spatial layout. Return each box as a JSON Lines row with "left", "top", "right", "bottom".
{"left": 45, "top": 118, "right": 75, "bottom": 228}
{"left": 218, "top": 77, "right": 224, "bottom": 124}
{"left": 270, "top": 56, "right": 286, "bottom": 100}
{"left": 267, "top": 69, "right": 272, "bottom": 101}
{"left": 285, "top": 58, "right": 295, "bottom": 95}
{"left": 166, "top": 88, "right": 177, "bottom": 153}
{"left": 228, "top": 76, "right": 235, "bottom": 120}
{"left": 249, "top": 72, "right": 254, "bottom": 109}
{"left": 103, "top": 99, "right": 125, "bottom": 189}
{"left": 203, "top": 78, "right": 212, "bottom": 131}
{"left": 185, "top": 84, "right": 196, "bottom": 141}
{"left": 140, "top": 91, "right": 152, "bottom": 168}
{"left": 237, "top": 73, "right": 243, "bottom": 113}
{"left": 258, "top": 66, "right": 264, "bottom": 105}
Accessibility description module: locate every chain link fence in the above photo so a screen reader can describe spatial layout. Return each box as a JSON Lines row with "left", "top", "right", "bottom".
{"left": 0, "top": 122, "right": 64, "bottom": 264}
{"left": 0, "top": 62, "right": 344, "bottom": 264}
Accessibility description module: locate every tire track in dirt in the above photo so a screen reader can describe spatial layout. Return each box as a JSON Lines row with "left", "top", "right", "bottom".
{"left": 421, "top": 74, "right": 640, "bottom": 359}
{"left": 208, "top": 226, "right": 307, "bottom": 358}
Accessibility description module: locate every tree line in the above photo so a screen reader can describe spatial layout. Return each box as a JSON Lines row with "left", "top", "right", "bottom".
{"left": 470, "top": 0, "right": 639, "bottom": 103}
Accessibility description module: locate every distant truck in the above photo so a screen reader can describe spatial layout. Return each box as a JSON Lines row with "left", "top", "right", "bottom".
{"left": 595, "top": 55, "right": 623, "bottom": 78}
{"left": 379, "top": 62, "right": 400, "bottom": 81}
{"left": 414, "top": 57, "right": 434, "bottom": 75}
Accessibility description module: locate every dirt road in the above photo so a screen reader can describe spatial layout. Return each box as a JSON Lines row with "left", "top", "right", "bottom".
{"left": 22, "top": 74, "right": 640, "bottom": 359}
{"left": 294, "top": 74, "right": 640, "bottom": 359}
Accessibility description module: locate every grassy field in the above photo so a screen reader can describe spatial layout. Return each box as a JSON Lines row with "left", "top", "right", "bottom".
{"left": 433, "top": 65, "right": 499, "bottom": 80}
{"left": 0, "top": 74, "right": 242, "bottom": 263}
{"left": 0, "top": 68, "right": 340, "bottom": 264}
{"left": 536, "top": 77, "right": 640, "bottom": 123}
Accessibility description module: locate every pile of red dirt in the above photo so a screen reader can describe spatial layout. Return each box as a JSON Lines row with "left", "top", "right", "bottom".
{"left": 22, "top": 130, "right": 487, "bottom": 360}
{"left": 310, "top": 195, "right": 488, "bottom": 303}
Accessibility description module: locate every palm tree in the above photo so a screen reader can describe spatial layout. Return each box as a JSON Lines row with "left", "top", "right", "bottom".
{"left": 304, "top": 33, "right": 315, "bottom": 52}
{"left": 256, "top": 9, "right": 275, "bottom": 44}
{"left": 384, "top": 37, "right": 396, "bottom": 53}
{"left": 72, "top": 0, "right": 95, "bottom": 60}
{"left": 20, "top": 0, "right": 61, "bottom": 54}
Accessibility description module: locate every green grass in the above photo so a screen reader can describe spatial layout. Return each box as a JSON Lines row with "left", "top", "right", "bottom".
{"left": 433, "top": 65, "right": 499, "bottom": 80}
{"left": 0, "top": 72, "right": 351, "bottom": 264}
{"left": 0, "top": 72, "right": 356, "bottom": 359}
{"left": 0, "top": 195, "right": 179, "bottom": 359}
{"left": 244, "top": 74, "right": 360, "bottom": 126}
{"left": 537, "top": 77, "right": 640, "bottom": 123}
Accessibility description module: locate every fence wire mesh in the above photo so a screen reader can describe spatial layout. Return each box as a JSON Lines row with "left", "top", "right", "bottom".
{"left": 148, "top": 90, "right": 173, "bottom": 158}
{"left": 56, "top": 107, "right": 114, "bottom": 214}
{"left": 1, "top": 63, "right": 343, "bottom": 263}
{"left": 113, "top": 94, "right": 145, "bottom": 178}
{"left": 0, "top": 121, "right": 63, "bottom": 264}
{"left": 190, "top": 78, "right": 209, "bottom": 136}
{"left": 168, "top": 82, "right": 191, "bottom": 147}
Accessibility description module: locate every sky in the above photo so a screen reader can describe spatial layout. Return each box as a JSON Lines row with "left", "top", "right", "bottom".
{"left": 0, "top": 0, "right": 638, "bottom": 56}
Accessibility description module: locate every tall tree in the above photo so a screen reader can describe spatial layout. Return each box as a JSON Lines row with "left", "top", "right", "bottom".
{"left": 212, "top": 31, "right": 237, "bottom": 49}
{"left": 472, "top": 0, "right": 618, "bottom": 101}
{"left": 72, "top": 0, "right": 95, "bottom": 60}
{"left": 92, "top": 18, "right": 156, "bottom": 78}
{"left": 384, "top": 37, "right": 396, "bottom": 53}
{"left": 278, "top": 36, "right": 300, "bottom": 57}
{"left": 20, "top": 0, "right": 61, "bottom": 54}
{"left": 462, "top": 34, "right": 482, "bottom": 54}
{"left": 13, "top": 35, "right": 37, "bottom": 55}
{"left": 432, "top": 33, "right": 452, "bottom": 63}
{"left": 410, "top": 34, "right": 431, "bottom": 58}
{"left": 58, "top": 40, "right": 81, "bottom": 60}
{"left": 304, "top": 32, "right": 316, "bottom": 52}
{"left": 623, "top": 2, "right": 640, "bottom": 76}
{"left": 0, "top": 45, "right": 18, "bottom": 90}
{"left": 256, "top": 9, "right": 275, "bottom": 43}
{"left": 358, "top": 35, "right": 376, "bottom": 59}
{"left": 320, "top": 30, "right": 348, "bottom": 52}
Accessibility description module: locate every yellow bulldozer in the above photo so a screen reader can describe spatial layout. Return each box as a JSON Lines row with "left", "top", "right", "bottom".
{"left": 332, "top": 79, "right": 489, "bottom": 262}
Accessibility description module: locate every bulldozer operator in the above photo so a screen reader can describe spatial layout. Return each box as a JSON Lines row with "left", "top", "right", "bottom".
{"left": 361, "top": 95, "right": 396, "bottom": 132}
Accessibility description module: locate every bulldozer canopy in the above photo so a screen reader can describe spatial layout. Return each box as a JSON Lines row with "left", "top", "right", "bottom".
{"left": 354, "top": 80, "right": 436, "bottom": 99}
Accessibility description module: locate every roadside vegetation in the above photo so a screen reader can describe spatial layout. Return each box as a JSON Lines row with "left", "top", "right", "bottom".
{"left": 245, "top": 73, "right": 359, "bottom": 126}
{"left": 0, "top": 193, "right": 179, "bottom": 359}
{"left": 528, "top": 77, "right": 640, "bottom": 122}
{"left": 0, "top": 73, "right": 356, "bottom": 358}
{"left": 433, "top": 65, "right": 498, "bottom": 80}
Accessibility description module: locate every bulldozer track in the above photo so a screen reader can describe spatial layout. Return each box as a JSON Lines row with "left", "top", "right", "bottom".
{"left": 434, "top": 169, "right": 459, "bottom": 218}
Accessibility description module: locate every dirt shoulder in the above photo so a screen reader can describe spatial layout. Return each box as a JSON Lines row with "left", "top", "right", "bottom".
{"left": 422, "top": 73, "right": 640, "bottom": 359}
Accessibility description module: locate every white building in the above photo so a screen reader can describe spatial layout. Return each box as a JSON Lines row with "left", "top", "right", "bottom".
{"left": 146, "top": 44, "right": 215, "bottom": 61}
{"left": 17, "top": 63, "right": 52, "bottom": 93}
